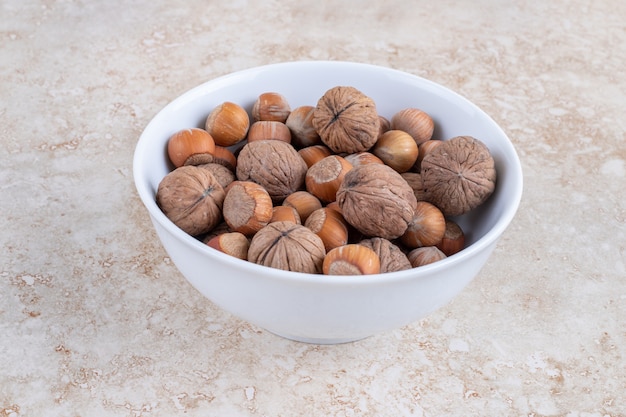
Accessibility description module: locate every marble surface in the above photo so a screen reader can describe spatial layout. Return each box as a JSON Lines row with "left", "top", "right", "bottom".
{"left": 1, "top": 0, "right": 625, "bottom": 415}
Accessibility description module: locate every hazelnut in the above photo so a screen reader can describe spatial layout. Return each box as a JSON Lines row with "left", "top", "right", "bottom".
{"left": 248, "top": 221, "right": 326, "bottom": 273}
{"left": 236, "top": 140, "right": 307, "bottom": 202}
{"left": 222, "top": 180, "right": 273, "bottom": 236}
{"left": 285, "top": 105, "right": 322, "bottom": 148}
{"left": 282, "top": 191, "right": 322, "bottom": 223}
{"left": 298, "top": 144, "right": 332, "bottom": 168}
{"left": 343, "top": 152, "right": 384, "bottom": 167}
{"left": 187, "top": 145, "right": 236, "bottom": 172}
{"left": 156, "top": 165, "right": 225, "bottom": 236}
{"left": 247, "top": 120, "right": 291, "bottom": 143}
{"left": 390, "top": 108, "right": 434, "bottom": 146}
{"left": 304, "top": 207, "right": 349, "bottom": 251}
{"left": 415, "top": 139, "right": 443, "bottom": 172}
{"left": 323, "top": 244, "right": 381, "bottom": 275}
{"left": 421, "top": 135, "right": 496, "bottom": 217}
{"left": 400, "top": 201, "right": 446, "bottom": 249}
{"left": 200, "top": 221, "right": 232, "bottom": 243}
{"left": 305, "top": 155, "right": 353, "bottom": 203}
{"left": 336, "top": 163, "right": 417, "bottom": 240}
{"left": 252, "top": 92, "right": 291, "bottom": 123}
{"left": 436, "top": 220, "right": 465, "bottom": 256}
{"left": 167, "top": 128, "right": 215, "bottom": 168}
{"left": 407, "top": 246, "right": 447, "bottom": 267}
{"left": 207, "top": 232, "right": 250, "bottom": 260}
{"left": 270, "top": 205, "right": 301, "bottom": 224}
{"left": 312, "top": 86, "right": 380, "bottom": 154}
{"left": 372, "top": 130, "right": 419, "bottom": 173}
{"left": 359, "top": 237, "right": 412, "bottom": 273}
{"left": 204, "top": 101, "right": 250, "bottom": 147}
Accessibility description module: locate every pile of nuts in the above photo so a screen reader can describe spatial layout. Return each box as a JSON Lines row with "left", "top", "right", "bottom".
{"left": 156, "top": 86, "right": 497, "bottom": 275}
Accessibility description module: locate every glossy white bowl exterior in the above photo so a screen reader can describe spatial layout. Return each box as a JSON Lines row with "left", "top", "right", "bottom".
{"left": 133, "top": 61, "right": 523, "bottom": 344}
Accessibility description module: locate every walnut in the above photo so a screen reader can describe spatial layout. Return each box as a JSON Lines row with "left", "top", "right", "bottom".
{"left": 197, "top": 162, "right": 236, "bottom": 189}
{"left": 247, "top": 221, "right": 326, "bottom": 273}
{"left": 156, "top": 165, "right": 225, "bottom": 236}
{"left": 359, "top": 237, "right": 411, "bottom": 273}
{"left": 336, "top": 163, "right": 417, "bottom": 240}
{"left": 312, "top": 86, "right": 380, "bottom": 154}
{"left": 421, "top": 136, "right": 496, "bottom": 217}
{"left": 236, "top": 140, "right": 308, "bottom": 202}
{"left": 400, "top": 172, "right": 426, "bottom": 202}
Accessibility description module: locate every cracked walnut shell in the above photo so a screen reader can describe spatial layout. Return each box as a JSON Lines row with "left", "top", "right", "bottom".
{"left": 248, "top": 221, "right": 326, "bottom": 274}
{"left": 336, "top": 163, "right": 417, "bottom": 240}
{"left": 312, "top": 86, "right": 380, "bottom": 154}
{"left": 156, "top": 165, "right": 225, "bottom": 236}
{"left": 421, "top": 135, "right": 496, "bottom": 217}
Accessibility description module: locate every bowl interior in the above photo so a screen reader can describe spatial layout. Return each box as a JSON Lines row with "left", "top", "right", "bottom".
{"left": 133, "top": 61, "right": 523, "bottom": 281}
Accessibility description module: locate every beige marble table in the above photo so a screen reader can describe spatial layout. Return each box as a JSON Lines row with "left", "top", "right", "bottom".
{"left": 2, "top": 1, "right": 625, "bottom": 415}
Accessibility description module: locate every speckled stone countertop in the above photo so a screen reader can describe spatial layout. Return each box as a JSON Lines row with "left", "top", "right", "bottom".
{"left": 2, "top": 1, "right": 625, "bottom": 416}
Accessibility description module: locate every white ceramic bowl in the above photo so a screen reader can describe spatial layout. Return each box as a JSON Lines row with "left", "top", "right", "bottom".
{"left": 133, "top": 61, "right": 523, "bottom": 344}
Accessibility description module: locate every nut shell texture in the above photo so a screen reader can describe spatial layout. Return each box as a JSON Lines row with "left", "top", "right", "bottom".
{"left": 359, "top": 237, "right": 411, "bottom": 273}
{"left": 156, "top": 165, "right": 225, "bottom": 236}
{"left": 336, "top": 163, "right": 417, "bottom": 240}
{"left": 248, "top": 221, "right": 326, "bottom": 274}
{"left": 236, "top": 140, "right": 307, "bottom": 202}
{"left": 312, "top": 86, "right": 380, "bottom": 154}
{"left": 421, "top": 135, "right": 496, "bottom": 216}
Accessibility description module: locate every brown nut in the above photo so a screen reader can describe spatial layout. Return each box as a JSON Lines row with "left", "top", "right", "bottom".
{"left": 236, "top": 140, "right": 307, "bottom": 203}
{"left": 270, "top": 205, "right": 301, "bottom": 224}
{"left": 372, "top": 130, "right": 419, "bottom": 173}
{"left": 156, "top": 165, "right": 225, "bottom": 236}
{"left": 298, "top": 145, "right": 333, "bottom": 168}
{"left": 222, "top": 180, "right": 273, "bottom": 236}
{"left": 207, "top": 232, "right": 250, "bottom": 260}
{"left": 167, "top": 128, "right": 216, "bottom": 168}
{"left": 421, "top": 135, "right": 496, "bottom": 217}
{"left": 336, "top": 163, "right": 417, "bottom": 240}
{"left": 282, "top": 191, "right": 322, "bottom": 223}
{"left": 323, "top": 244, "right": 381, "bottom": 275}
{"left": 400, "top": 172, "right": 426, "bottom": 202}
{"left": 344, "top": 152, "right": 384, "bottom": 168}
{"left": 436, "top": 220, "right": 465, "bottom": 256}
{"left": 378, "top": 115, "right": 391, "bottom": 137}
{"left": 305, "top": 155, "right": 353, "bottom": 203}
{"left": 415, "top": 139, "right": 443, "bottom": 172}
{"left": 197, "top": 162, "right": 236, "bottom": 189}
{"left": 248, "top": 221, "right": 326, "bottom": 273}
{"left": 390, "top": 108, "right": 434, "bottom": 146}
{"left": 400, "top": 201, "right": 446, "bottom": 249}
{"left": 407, "top": 246, "right": 447, "bottom": 267}
{"left": 246, "top": 120, "right": 291, "bottom": 143}
{"left": 204, "top": 101, "right": 250, "bottom": 147}
{"left": 285, "top": 105, "right": 322, "bottom": 148}
{"left": 358, "top": 237, "right": 411, "bottom": 273}
{"left": 252, "top": 92, "right": 291, "bottom": 123}
{"left": 312, "top": 86, "right": 380, "bottom": 154}
{"left": 304, "top": 207, "right": 349, "bottom": 252}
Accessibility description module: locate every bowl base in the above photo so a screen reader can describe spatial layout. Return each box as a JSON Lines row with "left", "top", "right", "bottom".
{"left": 269, "top": 330, "right": 369, "bottom": 345}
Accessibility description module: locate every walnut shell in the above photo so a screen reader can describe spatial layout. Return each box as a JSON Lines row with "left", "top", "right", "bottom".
{"left": 421, "top": 136, "right": 496, "bottom": 217}
{"left": 248, "top": 221, "right": 326, "bottom": 274}
{"left": 312, "top": 86, "right": 380, "bottom": 154}
{"left": 336, "top": 163, "right": 417, "bottom": 240}
{"left": 156, "top": 165, "right": 225, "bottom": 236}
{"left": 236, "top": 140, "right": 308, "bottom": 202}
{"left": 359, "top": 237, "right": 411, "bottom": 273}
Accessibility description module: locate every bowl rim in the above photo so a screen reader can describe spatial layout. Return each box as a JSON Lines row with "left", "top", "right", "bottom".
{"left": 133, "top": 60, "right": 523, "bottom": 286}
